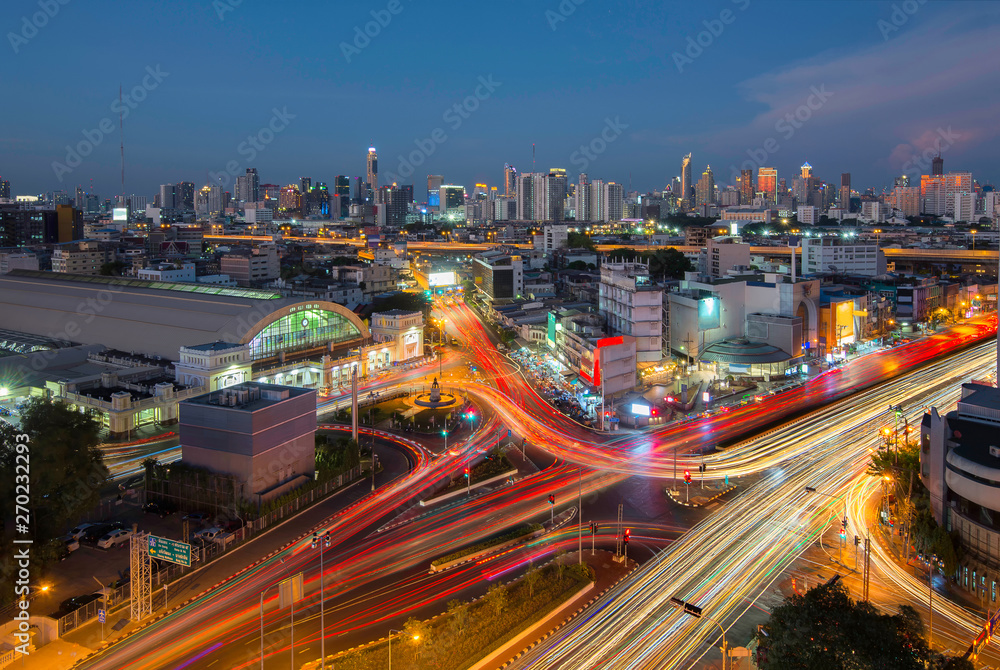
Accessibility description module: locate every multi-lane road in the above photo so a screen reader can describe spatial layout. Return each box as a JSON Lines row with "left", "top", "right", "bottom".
{"left": 69, "top": 298, "right": 997, "bottom": 669}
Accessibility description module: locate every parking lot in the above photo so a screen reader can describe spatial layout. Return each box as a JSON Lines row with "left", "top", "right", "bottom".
{"left": 35, "top": 497, "right": 222, "bottom": 618}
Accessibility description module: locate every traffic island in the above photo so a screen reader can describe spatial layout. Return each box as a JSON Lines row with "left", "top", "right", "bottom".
{"left": 302, "top": 560, "right": 596, "bottom": 670}
{"left": 667, "top": 483, "right": 738, "bottom": 507}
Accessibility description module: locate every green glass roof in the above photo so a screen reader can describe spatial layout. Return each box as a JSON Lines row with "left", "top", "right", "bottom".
{"left": 8, "top": 269, "right": 283, "bottom": 300}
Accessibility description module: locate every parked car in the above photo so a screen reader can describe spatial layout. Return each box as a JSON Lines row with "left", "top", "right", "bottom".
{"left": 97, "top": 528, "right": 133, "bottom": 549}
{"left": 58, "top": 536, "right": 80, "bottom": 559}
{"left": 182, "top": 511, "right": 210, "bottom": 523}
{"left": 193, "top": 527, "right": 222, "bottom": 543}
{"left": 68, "top": 523, "right": 96, "bottom": 540}
{"left": 142, "top": 501, "right": 177, "bottom": 517}
{"left": 81, "top": 523, "right": 117, "bottom": 544}
{"left": 60, "top": 593, "right": 102, "bottom": 613}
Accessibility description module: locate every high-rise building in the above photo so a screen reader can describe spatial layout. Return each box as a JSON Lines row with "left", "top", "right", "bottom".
{"left": 504, "top": 163, "right": 517, "bottom": 197}
{"left": 440, "top": 184, "right": 466, "bottom": 221}
{"left": 367, "top": 147, "right": 378, "bottom": 193}
{"left": 334, "top": 176, "right": 350, "bottom": 198}
{"left": 695, "top": 165, "right": 715, "bottom": 208}
{"left": 890, "top": 186, "right": 920, "bottom": 217}
{"left": 800, "top": 162, "right": 813, "bottom": 179}
{"left": 75, "top": 186, "right": 86, "bottom": 208}
{"left": 179, "top": 182, "right": 195, "bottom": 210}
{"left": 300, "top": 177, "right": 312, "bottom": 196}
{"left": 0, "top": 179, "right": 9, "bottom": 199}
{"left": 680, "top": 153, "right": 693, "bottom": 210}
{"left": 604, "top": 182, "right": 624, "bottom": 222}
{"left": 427, "top": 175, "right": 444, "bottom": 208}
{"left": 196, "top": 184, "right": 224, "bottom": 218}
{"left": 246, "top": 168, "right": 259, "bottom": 203}
{"left": 932, "top": 155, "right": 944, "bottom": 176}
{"left": 159, "top": 183, "right": 178, "bottom": 210}
{"left": 599, "top": 260, "right": 662, "bottom": 364}
{"left": 544, "top": 169, "right": 568, "bottom": 221}
{"left": 895, "top": 175, "right": 910, "bottom": 188}
{"left": 757, "top": 167, "right": 777, "bottom": 203}
{"left": 577, "top": 173, "right": 590, "bottom": 222}
{"left": 279, "top": 185, "right": 302, "bottom": 213}
{"left": 920, "top": 172, "right": 973, "bottom": 216}
{"left": 739, "top": 169, "right": 753, "bottom": 204}
{"left": 839, "top": 173, "right": 852, "bottom": 212}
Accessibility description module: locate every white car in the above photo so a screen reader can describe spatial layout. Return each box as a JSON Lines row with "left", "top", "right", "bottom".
{"left": 193, "top": 527, "right": 222, "bottom": 543}
{"left": 68, "top": 523, "right": 96, "bottom": 540}
{"left": 97, "top": 528, "right": 133, "bottom": 549}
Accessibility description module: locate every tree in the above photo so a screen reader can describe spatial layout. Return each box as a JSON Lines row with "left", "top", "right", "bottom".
{"left": 644, "top": 248, "right": 693, "bottom": 280}
{"left": 0, "top": 398, "right": 108, "bottom": 542}
{"left": 566, "top": 260, "right": 589, "bottom": 271}
{"left": 99, "top": 260, "right": 128, "bottom": 276}
{"left": 524, "top": 563, "right": 540, "bottom": 598}
{"left": 566, "top": 231, "right": 596, "bottom": 252}
{"left": 370, "top": 291, "right": 431, "bottom": 317}
{"left": 486, "top": 582, "right": 508, "bottom": 616}
{"left": 757, "top": 579, "right": 968, "bottom": 669}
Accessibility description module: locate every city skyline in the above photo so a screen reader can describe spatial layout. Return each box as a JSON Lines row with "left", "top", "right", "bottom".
{"left": 3, "top": 0, "right": 998, "bottom": 198}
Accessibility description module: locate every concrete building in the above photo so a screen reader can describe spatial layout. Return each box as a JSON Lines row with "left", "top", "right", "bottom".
{"left": 921, "top": 172, "right": 973, "bottom": 216}
{"left": 137, "top": 262, "right": 196, "bottom": 283}
{"left": 801, "top": 237, "right": 887, "bottom": 276}
{"left": 721, "top": 206, "right": 776, "bottom": 223}
{"left": 0, "top": 251, "right": 38, "bottom": 274}
{"left": 580, "top": 334, "right": 637, "bottom": 397}
{"left": 51, "top": 240, "right": 110, "bottom": 275}
{"left": 921, "top": 382, "right": 1000, "bottom": 595}
{"left": 180, "top": 382, "right": 316, "bottom": 504}
{"left": 701, "top": 236, "right": 752, "bottom": 279}
{"left": 472, "top": 248, "right": 524, "bottom": 302}
{"left": 539, "top": 223, "right": 568, "bottom": 252}
{"left": 220, "top": 245, "right": 279, "bottom": 286}
{"left": 174, "top": 341, "right": 253, "bottom": 390}
{"left": 797, "top": 206, "right": 819, "bottom": 225}
{"left": 599, "top": 260, "right": 662, "bottom": 364}
{"left": 369, "top": 309, "right": 424, "bottom": 366}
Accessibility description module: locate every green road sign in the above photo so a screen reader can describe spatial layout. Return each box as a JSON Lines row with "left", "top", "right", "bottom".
{"left": 148, "top": 535, "right": 191, "bottom": 567}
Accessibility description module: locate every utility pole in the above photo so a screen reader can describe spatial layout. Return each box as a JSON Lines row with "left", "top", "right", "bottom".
{"left": 351, "top": 366, "right": 358, "bottom": 443}
{"left": 863, "top": 536, "right": 871, "bottom": 601}
{"left": 578, "top": 465, "right": 583, "bottom": 565}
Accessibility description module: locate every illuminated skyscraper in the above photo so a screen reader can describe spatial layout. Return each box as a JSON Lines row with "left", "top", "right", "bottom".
{"left": 504, "top": 163, "right": 517, "bottom": 197}
{"left": 757, "top": 167, "right": 777, "bottom": 203}
{"left": 367, "top": 147, "right": 378, "bottom": 193}
{"left": 739, "top": 168, "right": 753, "bottom": 204}
{"left": 800, "top": 162, "right": 813, "bottom": 179}
{"left": 680, "top": 153, "right": 693, "bottom": 209}
{"left": 695, "top": 165, "right": 715, "bottom": 208}
{"left": 840, "top": 173, "right": 851, "bottom": 212}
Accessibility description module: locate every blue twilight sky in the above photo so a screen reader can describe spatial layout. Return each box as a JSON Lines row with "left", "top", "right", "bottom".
{"left": 3, "top": 0, "right": 998, "bottom": 200}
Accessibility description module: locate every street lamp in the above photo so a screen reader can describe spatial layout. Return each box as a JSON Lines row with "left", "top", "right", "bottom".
{"left": 670, "top": 596, "right": 729, "bottom": 670}
{"left": 311, "top": 531, "right": 331, "bottom": 670}
{"left": 388, "top": 628, "right": 419, "bottom": 670}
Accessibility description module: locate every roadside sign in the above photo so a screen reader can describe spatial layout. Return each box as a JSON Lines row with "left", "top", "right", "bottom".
{"left": 148, "top": 535, "right": 192, "bottom": 567}
{"left": 98, "top": 609, "right": 106, "bottom": 623}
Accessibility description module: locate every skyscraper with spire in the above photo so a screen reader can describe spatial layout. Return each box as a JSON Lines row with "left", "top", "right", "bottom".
{"left": 367, "top": 146, "right": 378, "bottom": 193}
{"left": 680, "top": 153, "right": 693, "bottom": 210}
{"left": 695, "top": 165, "right": 715, "bottom": 208}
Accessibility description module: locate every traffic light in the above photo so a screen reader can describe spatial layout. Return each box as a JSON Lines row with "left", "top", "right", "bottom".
{"left": 464, "top": 467, "right": 470, "bottom": 478}
{"left": 311, "top": 531, "right": 330, "bottom": 549}
{"left": 684, "top": 470, "right": 691, "bottom": 484}
{"left": 590, "top": 522, "right": 598, "bottom": 535}
{"left": 623, "top": 528, "right": 631, "bottom": 545}
{"left": 548, "top": 494, "right": 555, "bottom": 505}
{"left": 854, "top": 535, "right": 860, "bottom": 547}
{"left": 699, "top": 463, "right": 706, "bottom": 474}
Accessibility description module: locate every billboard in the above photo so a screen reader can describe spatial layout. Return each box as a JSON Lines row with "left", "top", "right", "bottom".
{"left": 428, "top": 271, "right": 457, "bottom": 287}
{"left": 698, "top": 297, "right": 720, "bottom": 330}
{"left": 631, "top": 404, "right": 650, "bottom": 416}
{"left": 112, "top": 208, "right": 128, "bottom": 221}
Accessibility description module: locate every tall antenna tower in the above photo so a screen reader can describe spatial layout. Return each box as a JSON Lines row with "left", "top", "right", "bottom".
{"left": 532, "top": 143, "right": 535, "bottom": 173}
{"left": 119, "top": 85, "right": 125, "bottom": 204}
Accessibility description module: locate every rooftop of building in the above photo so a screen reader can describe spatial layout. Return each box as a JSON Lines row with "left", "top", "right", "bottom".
{"left": 700, "top": 337, "right": 791, "bottom": 364}
{"left": 5, "top": 269, "right": 282, "bottom": 299}
{"left": 183, "top": 382, "right": 313, "bottom": 412}
{"left": 182, "top": 341, "right": 245, "bottom": 353}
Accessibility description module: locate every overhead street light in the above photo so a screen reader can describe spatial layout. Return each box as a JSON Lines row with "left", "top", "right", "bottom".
{"left": 670, "top": 596, "right": 728, "bottom": 669}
